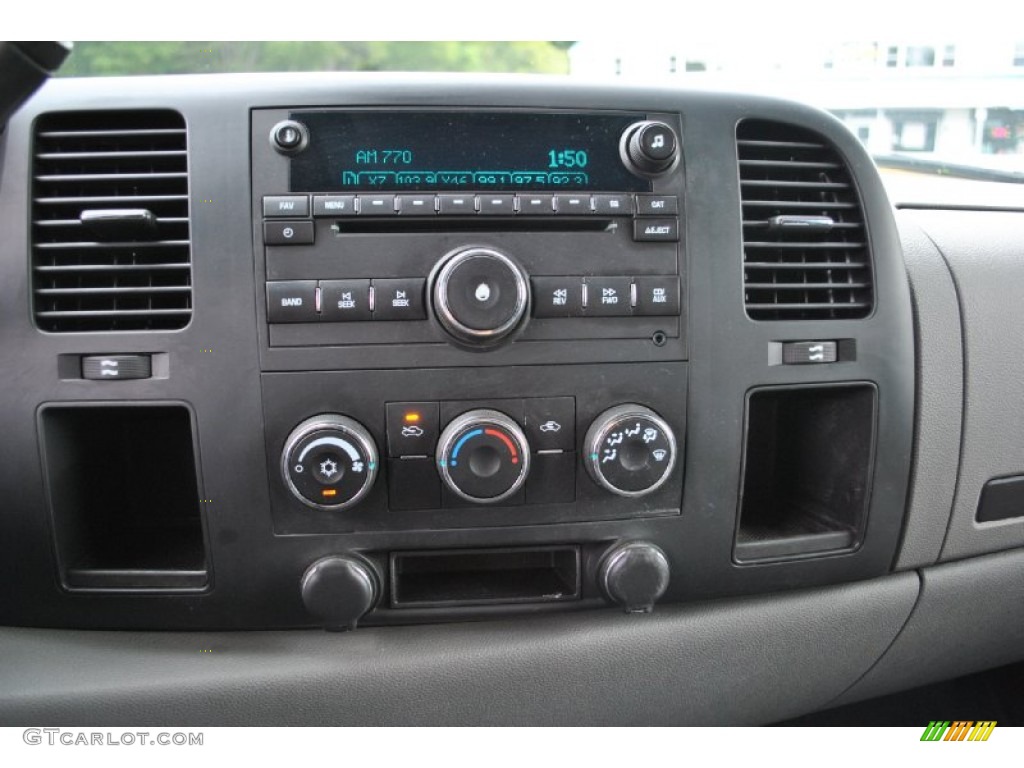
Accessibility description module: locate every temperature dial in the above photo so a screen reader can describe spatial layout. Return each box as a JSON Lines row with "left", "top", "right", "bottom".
{"left": 437, "top": 409, "right": 531, "bottom": 504}
{"left": 585, "top": 405, "right": 677, "bottom": 497}
{"left": 282, "top": 414, "right": 379, "bottom": 511}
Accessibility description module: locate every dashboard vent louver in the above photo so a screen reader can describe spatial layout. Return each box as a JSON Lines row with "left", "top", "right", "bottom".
{"left": 737, "top": 119, "right": 873, "bottom": 320}
{"left": 31, "top": 110, "right": 192, "bottom": 332}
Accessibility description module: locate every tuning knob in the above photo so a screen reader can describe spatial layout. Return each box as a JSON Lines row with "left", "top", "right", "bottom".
{"left": 281, "top": 414, "right": 379, "bottom": 510}
{"left": 599, "top": 542, "right": 670, "bottom": 613}
{"left": 585, "top": 404, "right": 677, "bottom": 497}
{"left": 431, "top": 247, "right": 530, "bottom": 347}
{"left": 301, "top": 555, "right": 380, "bottom": 630}
{"left": 622, "top": 120, "right": 680, "bottom": 177}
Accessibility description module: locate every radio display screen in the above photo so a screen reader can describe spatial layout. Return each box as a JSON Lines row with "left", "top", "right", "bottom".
{"left": 288, "top": 111, "right": 651, "bottom": 192}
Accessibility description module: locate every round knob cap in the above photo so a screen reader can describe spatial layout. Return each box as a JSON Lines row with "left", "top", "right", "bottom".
{"left": 437, "top": 409, "right": 530, "bottom": 504}
{"left": 432, "top": 247, "right": 529, "bottom": 347}
{"left": 585, "top": 404, "right": 677, "bottom": 497}
{"left": 269, "top": 119, "right": 308, "bottom": 154}
{"left": 281, "top": 414, "right": 379, "bottom": 511}
{"left": 600, "top": 542, "right": 670, "bottom": 613}
{"left": 622, "top": 121, "right": 679, "bottom": 176}
{"left": 301, "top": 555, "right": 379, "bottom": 630}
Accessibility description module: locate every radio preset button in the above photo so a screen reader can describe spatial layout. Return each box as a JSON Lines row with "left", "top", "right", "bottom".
{"left": 633, "top": 218, "right": 680, "bottom": 242}
{"left": 358, "top": 195, "right": 397, "bottom": 215}
{"left": 438, "top": 194, "right": 477, "bottom": 215}
{"left": 397, "top": 195, "right": 436, "bottom": 215}
{"left": 531, "top": 276, "right": 584, "bottom": 318}
{"left": 478, "top": 194, "right": 516, "bottom": 215}
{"left": 634, "top": 277, "right": 681, "bottom": 316}
{"left": 320, "top": 279, "right": 371, "bottom": 322}
{"left": 554, "top": 194, "right": 592, "bottom": 214}
{"left": 372, "top": 278, "right": 426, "bottom": 320}
{"left": 517, "top": 194, "right": 555, "bottom": 215}
{"left": 264, "top": 220, "right": 314, "bottom": 245}
{"left": 592, "top": 194, "right": 633, "bottom": 216}
{"left": 313, "top": 195, "right": 357, "bottom": 217}
{"left": 636, "top": 195, "right": 679, "bottom": 216}
{"left": 263, "top": 195, "right": 310, "bottom": 218}
{"left": 585, "top": 277, "right": 632, "bottom": 316}
{"left": 267, "top": 280, "right": 318, "bottom": 323}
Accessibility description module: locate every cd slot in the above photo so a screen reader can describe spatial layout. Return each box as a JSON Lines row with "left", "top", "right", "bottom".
{"left": 332, "top": 218, "right": 615, "bottom": 235}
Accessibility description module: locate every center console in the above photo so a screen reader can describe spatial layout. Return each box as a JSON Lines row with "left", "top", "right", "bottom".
{"left": 0, "top": 77, "right": 915, "bottom": 631}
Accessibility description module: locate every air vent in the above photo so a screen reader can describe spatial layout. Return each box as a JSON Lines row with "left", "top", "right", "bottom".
{"left": 32, "top": 110, "right": 191, "bottom": 332}
{"left": 737, "top": 120, "right": 873, "bottom": 320}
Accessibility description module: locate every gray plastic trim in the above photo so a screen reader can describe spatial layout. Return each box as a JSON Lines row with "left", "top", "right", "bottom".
{"left": 893, "top": 213, "right": 963, "bottom": 569}
{"left": 0, "top": 572, "right": 917, "bottom": 726}
{"left": 832, "top": 547, "right": 1024, "bottom": 707}
{"left": 907, "top": 210, "right": 1024, "bottom": 561}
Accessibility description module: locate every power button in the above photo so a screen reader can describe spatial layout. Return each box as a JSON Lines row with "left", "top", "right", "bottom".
{"left": 270, "top": 120, "right": 308, "bottom": 154}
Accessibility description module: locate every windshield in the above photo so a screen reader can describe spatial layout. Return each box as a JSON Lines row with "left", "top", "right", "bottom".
{"left": 56, "top": 40, "right": 1024, "bottom": 179}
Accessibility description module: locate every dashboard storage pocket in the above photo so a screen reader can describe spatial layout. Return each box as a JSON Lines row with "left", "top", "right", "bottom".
{"left": 735, "top": 384, "right": 876, "bottom": 563}
{"left": 390, "top": 546, "right": 580, "bottom": 608}
{"left": 39, "top": 403, "right": 207, "bottom": 590}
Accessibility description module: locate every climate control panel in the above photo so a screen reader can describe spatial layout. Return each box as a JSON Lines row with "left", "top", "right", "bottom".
{"left": 262, "top": 362, "right": 686, "bottom": 534}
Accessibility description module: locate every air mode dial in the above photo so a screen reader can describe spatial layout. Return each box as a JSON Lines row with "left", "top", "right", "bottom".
{"left": 437, "top": 409, "right": 531, "bottom": 504}
{"left": 282, "top": 414, "right": 379, "bottom": 511}
{"left": 585, "top": 404, "right": 677, "bottom": 497}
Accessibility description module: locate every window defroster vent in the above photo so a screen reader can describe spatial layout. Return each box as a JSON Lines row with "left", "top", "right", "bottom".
{"left": 737, "top": 119, "right": 873, "bottom": 320}
{"left": 31, "top": 110, "right": 192, "bottom": 332}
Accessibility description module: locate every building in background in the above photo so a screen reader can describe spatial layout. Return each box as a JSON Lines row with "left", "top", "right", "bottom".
{"left": 569, "top": 41, "right": 1024, "bottom": 165}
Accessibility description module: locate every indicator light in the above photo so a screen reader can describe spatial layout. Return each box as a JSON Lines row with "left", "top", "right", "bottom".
{"left": 321, "top": 489, "right": 338, "bottom": 498}
{"left": 404, "top": 412, "right": 421, "bottom": 423}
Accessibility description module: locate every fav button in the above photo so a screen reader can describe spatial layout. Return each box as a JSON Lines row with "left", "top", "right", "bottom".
{"left": 372, "top": 278, "right": 427, "bottom": 320}
{"left": 263, "top": 195, "right": 310, "bottom": 218}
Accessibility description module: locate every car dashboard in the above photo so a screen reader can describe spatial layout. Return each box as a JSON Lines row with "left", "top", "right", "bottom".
{"left": 0, "top": 72, "right": 1023, "bottom": 725}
